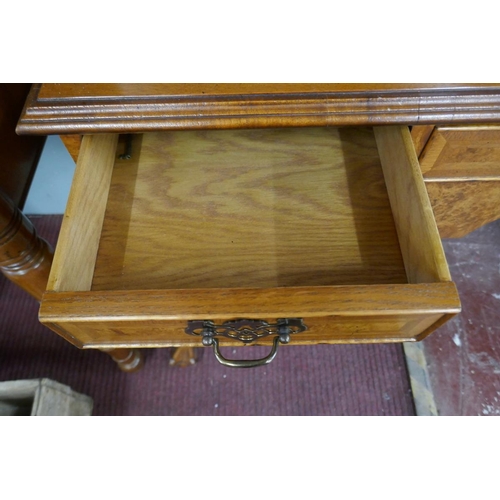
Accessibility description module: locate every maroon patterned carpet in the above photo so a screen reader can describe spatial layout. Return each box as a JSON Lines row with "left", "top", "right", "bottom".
{"left": 0, "top": 215, "right": 415, "bottom": 416}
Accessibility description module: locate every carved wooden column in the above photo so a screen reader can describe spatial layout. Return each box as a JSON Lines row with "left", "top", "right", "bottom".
{"left": 0, "top": 190, "right": 143, "bottom": 372}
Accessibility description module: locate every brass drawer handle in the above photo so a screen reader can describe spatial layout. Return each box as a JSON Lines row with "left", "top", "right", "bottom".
{"left": 185, "top": 318, "right": 307, "bottom": 368}
{"left": 210, "top": 336, "right": 280, "bottom": 368}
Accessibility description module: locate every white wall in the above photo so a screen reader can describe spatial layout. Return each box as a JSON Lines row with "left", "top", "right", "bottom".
{"left": 24, "top": 136, "right": 76, "bottom": 215}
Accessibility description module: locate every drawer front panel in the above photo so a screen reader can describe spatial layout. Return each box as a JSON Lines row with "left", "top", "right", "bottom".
{"left": 45, "top": 313, "right": 449, "bottom": 349}
{"left": 40, "top": 283, "right": 460, "bottom": 348}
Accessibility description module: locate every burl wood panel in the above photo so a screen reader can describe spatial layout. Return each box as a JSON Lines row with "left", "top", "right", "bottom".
{"left": 17, "top": 84, "right": 500, "bottom": 135}
{"left": 419, "top": 126, "right": 500, "bottom": 238}
{"left": 92, "top": 127, "right": 407, "bottom": 291}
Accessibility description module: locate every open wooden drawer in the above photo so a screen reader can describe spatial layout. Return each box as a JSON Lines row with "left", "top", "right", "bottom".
{"left": 39, "top": 125, "right": 461, "bottom": 362}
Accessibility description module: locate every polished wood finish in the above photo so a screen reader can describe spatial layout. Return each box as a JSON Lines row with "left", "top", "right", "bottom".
{"left": 37, "top": 83, "right": 496, "bottom": 99}
{"left": 48, "top": 134, "right": 118, "bottom": 292}
{"left": 41, "top": 283, "right": 460, "bottom": 322}
{"left": 38, "top": 126, "right": 460, "bottom": 348}
{"left": 418, "top": 126, "right": 500, "bottom": 238}
{"left": 59, "top": 135, "right": 81, "bottom": 163}
{"left": 17, "top": 84, "right": 500, "bottom": 135}
{"left": 39, "top": 284, "right": 460, "bottom": 348}
{"left": 0, "top": 190, "right": 53, "bottom": 300}
{"left": 92, "top": 128, "right": 406, "bottom": 291}
{"left": 374, "top": 126, "right": 451, "bottom": 283}
{"left": 0, "top": 84, "right": 45, "bottom": 208}
{"left": 40, "top": 315, "right": 449, "bottom": 348}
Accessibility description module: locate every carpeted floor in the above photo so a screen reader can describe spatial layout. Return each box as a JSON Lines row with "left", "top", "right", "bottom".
{"left": 0, "top": 215, "right": 416, "bottom": 416}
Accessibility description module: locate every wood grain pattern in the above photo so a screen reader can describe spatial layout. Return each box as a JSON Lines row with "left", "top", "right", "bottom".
{"left": 374, "top": 126, "right": 451, "bottom": 284}
{"left": 41, "top": 283, "right": 461, "bottom": 321}
{"left": 39, "top": 283, "right": 460, "bottom": 347}
{"left": 419, "top": 126, "right": 500, "bottom": 237}
{"left": 17, "top": 84, "right": 500, "bottom": 135}
{"left": 426, "top": 181, "right": 500, "bottom": 238}
{"left": 420, "top": 126, "right": 500, "bottom": 180}
{"left": 92, "top": 128, "right": 407, "bottom": 290}
{"left": 40, "top": 124, "right": 460, "bottom": 349}
{"left": 411, "top": 125, "right": 435, "bottom": 157}
{"left": 40, "top": 314, "right": 447, "bottom": 349}
{"left": 47, "top": 134, "right": 118, "bottom": 292}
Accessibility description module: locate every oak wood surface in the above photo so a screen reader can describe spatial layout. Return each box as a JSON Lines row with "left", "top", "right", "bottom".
{"left": 92, "top": 128, "right": 407, "bottom": 290}
{"left": 419, "top": 125, "right": 500, "bottom": 237}
{"left": 47, "top": 134, "right": 118, "bottom": 292}
{"left": 374, "top": 126, "right": 451, "bottom": 284}
{"left": 40, "top": 124, "right": 460, "bottom": 349}
{"left": 17, "top": 84, "right": 500, "bottom": 135}
{"left": 419, "top": 126, "right": 500, "bottom": 180}
{"left": 41, "top": 314, "right": 447, "bottom": 348}
{"left": 411, "top": 125, "right": 435, "bottom": 157}
{"left": 57, "top": 124, "right": 500, "bottom": 241}
{"left": 426, "top": 181, "right": 500, "bottom": 238}
{"left": 39, "top": 283, "right": 460, "bottom": 347}
{"left": 41, "top": 283, "right": 461, "bottom": 320}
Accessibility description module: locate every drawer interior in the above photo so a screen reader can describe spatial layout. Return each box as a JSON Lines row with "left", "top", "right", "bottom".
{"left": 41, "top": 125, "right": 460, "bottom": 349}
{"left": 91, "top": 127, "right": 407, "bottom": 291}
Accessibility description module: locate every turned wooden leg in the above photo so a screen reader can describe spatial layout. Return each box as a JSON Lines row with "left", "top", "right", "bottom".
{"left": 0, "top": 190, "right": 142, "bottom": 372}
{"left": 169, "top": 347, "right": 198, "bottom": 367}
{"left": 101, "top": 348, "right": 144, "bottom": 372}
{"left": 0, "top": 190, "right": 53, "bottom": 300}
